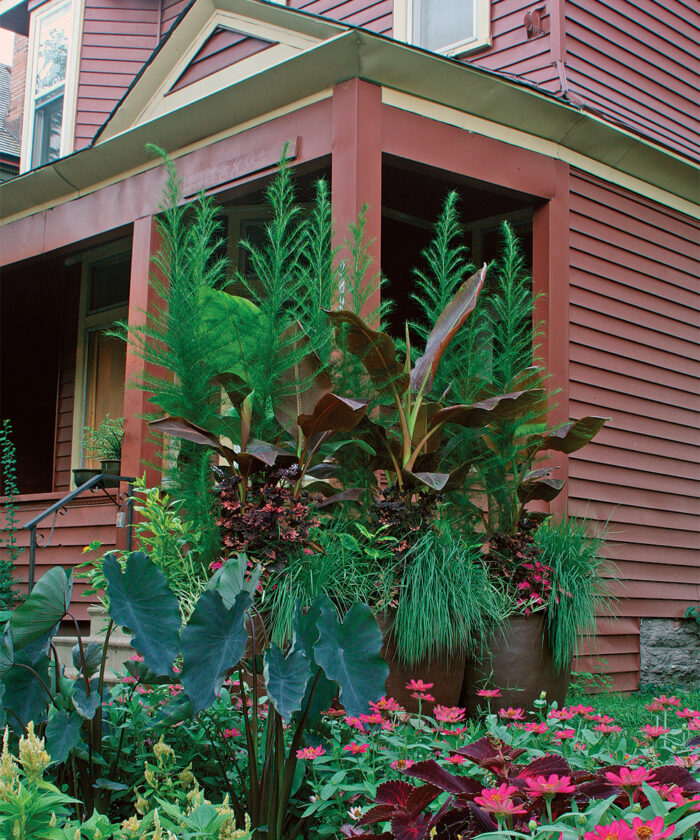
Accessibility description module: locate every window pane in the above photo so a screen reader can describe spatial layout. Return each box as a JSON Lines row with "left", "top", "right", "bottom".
{"left": 34, "top": 2, "right": 71, "bottom": 97}
{"left": 32, "top": 93, "right": 64, "bottom": 166}
{"left": 88, "top": 256, "right": 131, "bottom": 313}
{"left": 414, "top": 0, "right": 475, "bottom": 51}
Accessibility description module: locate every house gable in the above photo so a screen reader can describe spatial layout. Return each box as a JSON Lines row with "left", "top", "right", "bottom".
{"left": 169, "top": 25, "right": 276, "bottom": 93}
{"left": 95, "top": 0, "right": 345, "bottom": 142}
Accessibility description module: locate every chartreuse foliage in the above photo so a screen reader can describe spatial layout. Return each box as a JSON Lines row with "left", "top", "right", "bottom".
{"left": 0, "top": 555, "right": 387, "bottom": 838}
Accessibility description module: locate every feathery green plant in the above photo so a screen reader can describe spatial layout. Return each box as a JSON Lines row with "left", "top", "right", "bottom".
{"left": 537, "top": 514, "right": 616, "bottom": 674}
{"left": 391, "top": 524, "right": 506, "bottom": 667}
{"left": 0, "top": 419, "right": 21, "bottom": 610}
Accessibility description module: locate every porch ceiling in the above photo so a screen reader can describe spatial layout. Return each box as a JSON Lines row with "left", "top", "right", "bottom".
{"left": 0, "top": 0, "right": 698, "bottom": 225}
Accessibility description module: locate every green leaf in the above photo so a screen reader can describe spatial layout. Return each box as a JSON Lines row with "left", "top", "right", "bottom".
{"left": 180, "top": 589, "right": 252, "bottom": 713}
{"left": 9, "top": 567, "right": 72, "bottom": 650}
{"left": 151, "top": 692, "right": 193, "bottom": 727}
{"left": 292, "top": 599, "right": 337, "bottom": 726}
{"left": 2, "top": 651, "right": 50, "bottom": 732}
{"left": 72, "top": 641, "right": 103, "bottom": 677}
{"left": 104, "top": 552, "right": 181, "bottom": 677}
{"left": 72, "top": 677, "right": 101, "bottom": 720}
{"left": 206, "top": 555, "right": 261, "bottom": 609}
{"left": 313, "top": 601, "right": 388, "bottom": 717}
{"left": 45, "top": 707, "right": 82, "bottom": 765}
{"left": 264, "top": 645, "right": 311, "bottom": 723}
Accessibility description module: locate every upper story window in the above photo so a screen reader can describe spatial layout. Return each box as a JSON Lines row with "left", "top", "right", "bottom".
{"left": 396, "top": 0, "right": 491, "bottom": 56}
{"left": 22, "top": 0, "right": 80, "bottom": 171}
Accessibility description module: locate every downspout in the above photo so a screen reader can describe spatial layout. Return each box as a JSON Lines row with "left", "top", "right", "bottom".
{"left": 548, "top": 0, "right": 570, "bottom": 98}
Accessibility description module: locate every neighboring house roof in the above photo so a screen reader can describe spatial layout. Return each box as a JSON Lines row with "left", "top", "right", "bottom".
{"left": 1, "top": 0, "right": 697, "bottom": 222}
{"left": 0, "top": 64, "right": 20, "bottom": 161}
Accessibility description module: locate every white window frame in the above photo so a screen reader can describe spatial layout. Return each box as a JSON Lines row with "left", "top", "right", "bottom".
{"left": 393, "top": 0, "right": 491, "bottom": 57}
{"left": 20, "top": 0, "right": 84, "bottom": 172}
{"left": 69, "top": 240, "right": 131, "bottom": 482}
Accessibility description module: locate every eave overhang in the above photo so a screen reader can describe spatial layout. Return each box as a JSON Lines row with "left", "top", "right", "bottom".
{"left": 1, "top": 9, "right": 698, "bottom": 224}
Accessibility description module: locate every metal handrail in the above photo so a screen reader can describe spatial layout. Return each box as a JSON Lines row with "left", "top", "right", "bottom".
{"left": 23, "top": 475, "right": 135, "bottom": 593}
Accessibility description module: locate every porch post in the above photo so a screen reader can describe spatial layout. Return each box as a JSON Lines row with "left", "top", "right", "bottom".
{"left": 532, "top": 160, "right": 570, "bottom": 517}
{"left": 331, "top": 78, "right": 383, "bottom": 320}
{"left": 121, "top": 215, "right": 162, "bottom": 495}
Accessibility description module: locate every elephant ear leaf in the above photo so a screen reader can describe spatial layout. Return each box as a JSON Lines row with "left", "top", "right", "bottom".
{"left": 411, "top": 263, "right": 486, "bottom": 394}
{"left": 264, "top": 645, "right": 311, "bottom": 724}
{"left": 180, "top": 589, "right": 252, "bottom": 713}
{"left": 45, "top": 708, "right": 82, "bottom": 765}
{"left": 10, "top": 567, "right": 72, "bottom": 650}
{"left": 313, "top": 601, "right": 388, "bottom": 717}
{"left": 104, "top": 552, "right": 181, "bottom": 677}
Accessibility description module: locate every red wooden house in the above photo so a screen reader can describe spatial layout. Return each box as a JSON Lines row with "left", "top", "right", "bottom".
{"left": 0, "top": 0, "right": 698, "bottom": 691}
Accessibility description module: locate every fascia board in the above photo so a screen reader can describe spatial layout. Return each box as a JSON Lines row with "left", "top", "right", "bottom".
{"left": 355, "top": 31, "right": 700, "bottom": 206}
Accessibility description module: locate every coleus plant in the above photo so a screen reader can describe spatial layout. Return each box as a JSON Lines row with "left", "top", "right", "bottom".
{"left": 342, "top": 736, "right": 700, "bottom": 839}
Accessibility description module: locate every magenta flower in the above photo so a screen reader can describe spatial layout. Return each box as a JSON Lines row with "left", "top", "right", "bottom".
{"left": 411, "top": 692, "right": 435, "bottom": 702}
{"left": 630, "top": 816, "right": 674, "bottom": 839}
{"left": 474, "top": 784, "right": 527, "bottom": 818}
{"left": 343, "top": 742, "right": 369, "bottom": 755}
{"left": 405, "top": 679, "right": 434, "bottom": 693}
{"left": 434, "top": 705, "right": 466, "bottom": 724}
{"left": 390, "top": 758, "right": 414, "bottom": 771}
{"left": 641, "top": 724, "right": 669, "bottom": 739}
{"left": 223, "top": 728, "right": 241, "bottom": 739}
{"left": 524, "top": 774, "right": 576, "bottom": 798}
{"left": 296, "top": 745, "right": 325, "bottom": 760}
{"left": 676, "top": 707, "right": 699, "bottom": 719}
{"left": 498, "top": 707, "right": 525, "bottom": 721}
{"left": 522, "top": 721, "right": 549, "bottom": 734}
{"left": 654, "top": 695, "right": 681, "bottom": 707}
{"left": 553, "top": 728, "right": 576, "bottom": 740}
{"left": 583, "top": 820, "right": 634, "bottom": 840}
{"left": 594, "top": 723, "right": 623, "bottom": 735}
{"left": 370, "top": 696, "right": 402, "bottom": 713}
{"left": 605, "top": 766, "right": 653, "bottom": 788}
{"left": 549, "top": 708, "right": 577, "bottom": 721}
{"left": 477, "top": 688, "right": 502, "bottom": 698}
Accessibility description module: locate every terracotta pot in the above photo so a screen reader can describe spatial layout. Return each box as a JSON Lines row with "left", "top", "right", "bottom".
{"left": 378, "top": 614, "right": 465, "bottom": 714}
{"left": 460, "top": 614, "right": 570, "bottom": 716}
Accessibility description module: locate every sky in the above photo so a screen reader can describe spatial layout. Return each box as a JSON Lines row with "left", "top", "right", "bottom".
{"left": 0, "top": 31, "right": 14, "bottom": 66}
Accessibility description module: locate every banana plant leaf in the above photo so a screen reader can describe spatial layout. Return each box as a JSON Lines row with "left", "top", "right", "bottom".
{"left": 410, "top": 263, "right": 487, "bottom": 394}
{"left": 325, "top": 309, "right": 408, "bottom": 394}
{"left": 429, "top": 390, "right": 544, "bottom": 431}
{"left": 537, "top": 416, "right": 608, "bottom": 454}
{"left": 297, "top": 393, "right": 368, "bottom": 438}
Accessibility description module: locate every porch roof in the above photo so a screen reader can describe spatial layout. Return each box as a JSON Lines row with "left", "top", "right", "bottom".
{"left": 1, "top": 0, "right": 698, "bottom": 225}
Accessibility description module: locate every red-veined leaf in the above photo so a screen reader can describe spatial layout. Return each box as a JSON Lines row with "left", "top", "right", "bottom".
{"left": 429, "top": 389, "right": 544, "bottom": 431}
{"left": 298, "top": 393, "right": 368, "bottom": 439}
{"left": 538, "top": 416, "right": 608, "bottom": 454}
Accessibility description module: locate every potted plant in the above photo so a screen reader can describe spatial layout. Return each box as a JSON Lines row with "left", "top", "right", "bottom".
{"left": 83, "top": 415, "right": 124, "bottom": 487}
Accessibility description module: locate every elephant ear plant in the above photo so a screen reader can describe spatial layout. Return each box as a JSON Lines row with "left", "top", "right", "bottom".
{"left": 0, "top": 554, "right": 387, "bottom": 836}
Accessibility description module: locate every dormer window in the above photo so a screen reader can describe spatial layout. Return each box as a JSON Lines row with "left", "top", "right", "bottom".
{"left": 396, "top": 0, "right": 491, "bottom": 56}
{"left": 22, "top": 0, "right": 80, "bottom": 171}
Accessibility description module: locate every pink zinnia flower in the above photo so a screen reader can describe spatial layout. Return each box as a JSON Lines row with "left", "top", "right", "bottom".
{"left": 370, "top": 697, "right": 402, "bottom": 713}
{"left": 605, "top": 766, "right": 652, "bottom": 795}
{"left": 553, "top": 728, "right": 576, "bottom": 740}
{"left": 549, "top": 708, "right": 577, "bottom": 720}
{"left": 499, "top": 707, "right": 525, "bottom": 721}
{"left": 474, "top": 784, "right": 527, "bottom": 818}
{"left": 446, "top": 754, "right": 466, "bottom": 764}
{"left": 344, "top": 716, "right": 366, "bottom": 732}
{"left": 434, "top": 705, "right": 466, "bottom": 723}
{"left": 523, "top": 721, "right": 549, "bottom": 734}
{"left": 595, "top": 723, "right": 623, "bottom": 735}
{"left": 584, "top": 820, "right": 634, "bottom": 840}
{"left": 405, "top": 679, "right": 434, "bottom": 693}
{"left": 641, "top": 724, "right": 669, "bottom": 739}
{"left": 525, "top": 774, "right": 575, "bottom": 798}
{"left": 676, "top": 707, "right": 699, "bottom": 719}
{"left": 296, "top": 745, "right": 325, "bottom": 760}
{"left": 390, "top": 758, "right": 414, "bottom": 771}
{"left": 674, "top": 753, "right": 699, "bottom": 769}
{"left": 412, "top": 692, "right": 435, "bottom": 702}
{"left": 359, "top": 712, "right": 384, "bottom": 726}
{"left": 630, "top": 816, "right": 674, "bottom": 839}
{"left": 477, "top": 688, "right": 502, "bottom": 698}
{"left": 654, "top": 695, "right": 681, "bottom": 707}
{"left": 688, "top": 718, "right": 700, "bottom": 731}
{"left": 343, "top": 742, "right": 369, "bottom": 755}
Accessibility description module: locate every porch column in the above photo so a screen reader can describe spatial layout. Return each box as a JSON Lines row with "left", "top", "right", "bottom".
{"left": 121, "top": 215, "right": 162, "bottom": 494}
{"left": 533, "top": 160, "right": 570, "bottom": 517}
{"left": 331, "top": 78, "right": 383, "bottom": 320}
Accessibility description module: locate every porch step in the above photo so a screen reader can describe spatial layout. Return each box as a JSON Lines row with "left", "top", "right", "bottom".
{"left": 53, "top": 605, "right": 133, "bottom": 686}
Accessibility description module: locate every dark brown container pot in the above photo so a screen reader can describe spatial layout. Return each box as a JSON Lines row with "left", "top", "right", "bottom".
{"left": 460, "top": 614, "right": 570, "bottom": 716}
{"left": 378, "top": 613, "right": 465, "bottom": 714}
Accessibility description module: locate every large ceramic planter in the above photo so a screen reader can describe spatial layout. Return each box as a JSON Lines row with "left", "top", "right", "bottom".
{"left": 378, "top": 614, "right": 465, "bottom": 714}
{"left": 460, "top": 614, "right": 570, "bottom": 716}
{"left": 100, "top": 459, "right": 122, "bottom": 488}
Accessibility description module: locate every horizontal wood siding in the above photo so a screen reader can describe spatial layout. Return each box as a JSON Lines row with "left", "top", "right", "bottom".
{"left": 466, "top": 0, "right": 560, "bottom": 92}
{"left": 288, "top": 0, "right": 393, "bottom": 36}
{"left": 75, "top": 0, "right": 159, "bottom": 149}
{"left": 568, "top": 170, "right": 700, "bottom": 691}
{"left": 169, "top": 27, "right": 275, "bottom": 92}
{"left": 3, "top": 495, "right": 118, "bottom": 621}
{"left": 564, "top": 0, "right": 700, "bottom": 160}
